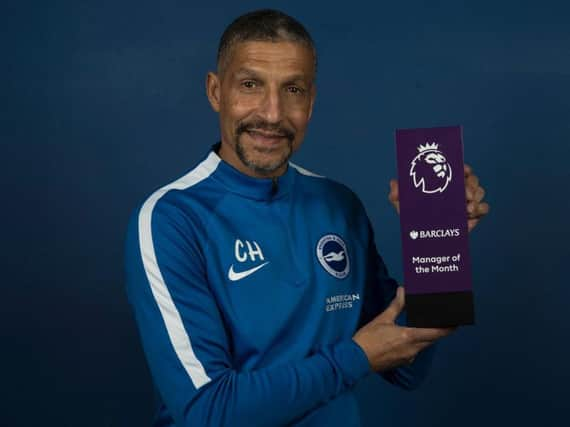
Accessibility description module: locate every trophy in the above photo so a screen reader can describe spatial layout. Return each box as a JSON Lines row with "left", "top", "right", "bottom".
{"left": 395, "top": 126, "right": 474, "bottom": 327}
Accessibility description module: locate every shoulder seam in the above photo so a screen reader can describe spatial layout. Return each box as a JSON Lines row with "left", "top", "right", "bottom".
{"left": 289, "top": 162, "right": 325, "bottom": 178}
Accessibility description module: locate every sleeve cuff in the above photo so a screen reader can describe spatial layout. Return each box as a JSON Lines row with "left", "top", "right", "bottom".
{"left": 329, "top": 339, "right": 372, "bottom": 387}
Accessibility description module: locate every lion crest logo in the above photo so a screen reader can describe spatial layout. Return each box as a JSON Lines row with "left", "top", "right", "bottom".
{"left": 409, "top": 142, "right": 452, "bottom": 194}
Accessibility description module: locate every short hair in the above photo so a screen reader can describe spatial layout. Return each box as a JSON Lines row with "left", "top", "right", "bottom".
{"left": 217, "top": 9, "right": 317, "bottom": 76}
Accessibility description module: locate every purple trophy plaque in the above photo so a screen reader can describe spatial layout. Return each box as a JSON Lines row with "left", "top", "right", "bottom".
{"left": 395, "top": 126, "right": 474, "bottom": 327}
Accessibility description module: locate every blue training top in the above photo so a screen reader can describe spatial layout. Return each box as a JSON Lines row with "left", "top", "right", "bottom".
{"left": 125, "top": 144, "right": 434, "bottom": 427}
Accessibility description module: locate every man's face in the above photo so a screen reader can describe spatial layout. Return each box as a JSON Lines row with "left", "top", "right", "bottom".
{"left": 207, "top": 40, "right": 316, "bottom": 178}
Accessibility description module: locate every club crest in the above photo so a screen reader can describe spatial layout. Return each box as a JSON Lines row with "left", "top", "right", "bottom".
{"left": 316, "top": 234, "right": 350, "bottom": 279}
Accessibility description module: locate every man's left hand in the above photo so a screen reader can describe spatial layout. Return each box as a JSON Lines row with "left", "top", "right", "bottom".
{"left": 388, "top": 164, "right": 490, "bottom": 232}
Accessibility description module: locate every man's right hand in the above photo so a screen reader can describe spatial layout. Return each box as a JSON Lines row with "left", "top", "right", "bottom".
{"left": 353, "top": 286, "right": 455, "bottom": 372}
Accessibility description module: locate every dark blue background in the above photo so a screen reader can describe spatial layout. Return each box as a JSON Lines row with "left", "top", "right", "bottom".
{"left": 4, "top": 1, "right": 569, "bottom": 425}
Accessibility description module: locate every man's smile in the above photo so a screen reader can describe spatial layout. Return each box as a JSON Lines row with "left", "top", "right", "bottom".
{"left": 246, "top": 129, "right": 290, "bottom": 147}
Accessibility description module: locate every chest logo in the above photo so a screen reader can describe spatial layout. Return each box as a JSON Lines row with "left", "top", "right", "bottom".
{"left": 228, "top": 239, "right": 269, "bottom": 282}
{"left": 228, "top": 262, "right": 269, "bottom": 281}
{"left": 316, "top": 234, "right": 350, "bottom": 279}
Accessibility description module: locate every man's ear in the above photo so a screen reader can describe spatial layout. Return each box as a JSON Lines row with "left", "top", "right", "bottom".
{"left": 206, "top": 72, "right": 221, "bottom": 112}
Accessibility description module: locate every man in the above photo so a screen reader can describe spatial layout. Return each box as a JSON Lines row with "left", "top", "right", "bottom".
{"left": 125, "top": 9, "right": 489, "bottom": 427}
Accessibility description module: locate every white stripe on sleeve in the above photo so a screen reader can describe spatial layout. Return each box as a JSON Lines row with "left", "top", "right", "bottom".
{"left": 138, "top": 152, "right": 220, "bottom": 389}
{"left": 289, "top": 162, "right": 324, "bottom": 178}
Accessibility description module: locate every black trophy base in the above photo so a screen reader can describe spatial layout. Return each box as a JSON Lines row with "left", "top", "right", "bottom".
{"left": 406, "top": 291, "right": 475, "bottom": 328}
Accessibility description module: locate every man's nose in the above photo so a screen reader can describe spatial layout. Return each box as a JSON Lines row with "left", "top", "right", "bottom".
{"left": 258, "top": 87, "right": 283, "bottom": 123}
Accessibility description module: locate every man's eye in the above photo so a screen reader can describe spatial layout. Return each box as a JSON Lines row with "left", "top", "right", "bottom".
{"left": 242, "top": 81, "right": 257, "bottom": 89}
{"left": 287, "top": 86, "right": 303, "bottom": 94}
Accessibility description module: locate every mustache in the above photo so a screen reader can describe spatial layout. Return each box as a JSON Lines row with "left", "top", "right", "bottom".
{"left": 236, "top": 120, "right": 295, "bottom": 142}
